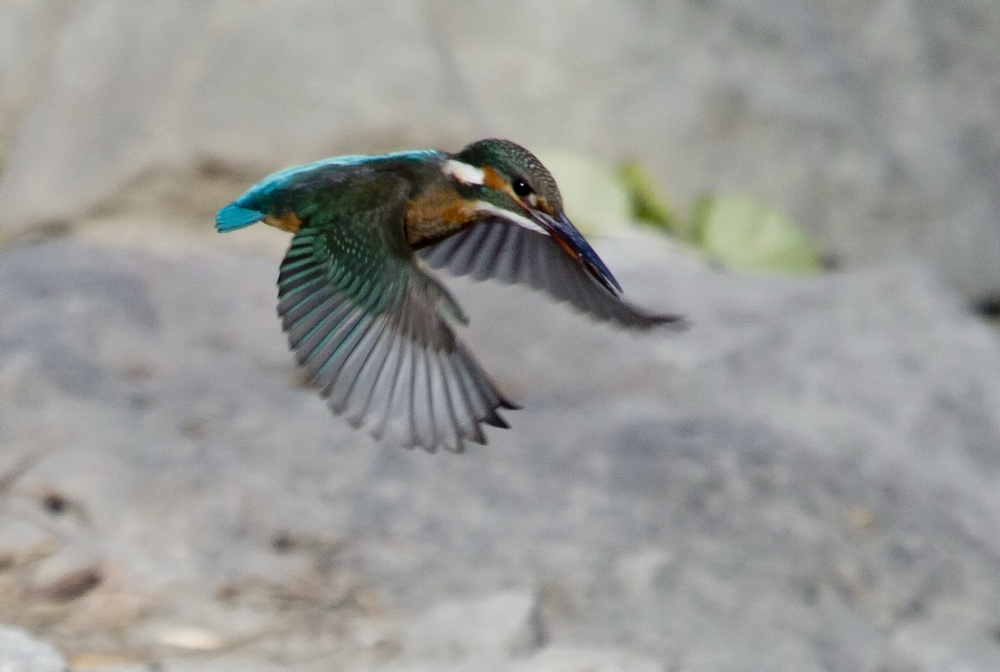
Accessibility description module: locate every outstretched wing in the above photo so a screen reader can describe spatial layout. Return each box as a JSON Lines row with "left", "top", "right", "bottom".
{"left": 277, "top": 178, "right": 515, "bottom": 453}
{"left": 417, "top": 218, "right": 684, "bottom": 329}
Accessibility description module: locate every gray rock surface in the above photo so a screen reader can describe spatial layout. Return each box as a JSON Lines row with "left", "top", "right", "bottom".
{"left": 0, "top": 627, "right": 65, "bottom": 672}
{"left": 399, "top": 590, "right": 545, "bottom": 662}
{"left": 1, "top": 1, "right": 1000, "bottom": 297}
{"left": 511, "top": 647, "right": 664, "bottom": 672}
{"left": 1, "top": 234, "right": 999, "bottom": 670}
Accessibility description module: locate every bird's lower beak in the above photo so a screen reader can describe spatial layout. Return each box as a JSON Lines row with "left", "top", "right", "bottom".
{"left": 531, "top": 210, "right": 623, "bottom": 295}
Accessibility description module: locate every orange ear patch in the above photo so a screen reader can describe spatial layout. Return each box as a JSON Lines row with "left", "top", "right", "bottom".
{"left": 264, "top": 212, "right": 303, "bottom": 234}
{"left": 482, "top": 166, "right": 507, "bottom": 191}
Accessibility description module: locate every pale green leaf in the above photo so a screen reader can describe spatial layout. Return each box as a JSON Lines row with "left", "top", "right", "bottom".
{"left": 690, "top": 195, "right": 822, "bottom": 273}
{"left": 618, "top": 161, "right": 681, "bottom": 235}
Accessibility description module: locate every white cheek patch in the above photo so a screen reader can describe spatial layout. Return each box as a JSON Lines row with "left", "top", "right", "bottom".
{"left": 443, "top": 159, "right": 485, "bottom": 186}
{"left": 474, "top": 202, "right": 550, "bottom": 236}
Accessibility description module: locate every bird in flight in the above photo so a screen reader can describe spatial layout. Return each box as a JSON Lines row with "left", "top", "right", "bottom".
{"left": 217, "top": 139, "right": 683, "bottom": 452}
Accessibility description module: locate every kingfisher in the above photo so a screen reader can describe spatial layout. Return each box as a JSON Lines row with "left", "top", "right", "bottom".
{"left": 217, "top": 138, "right": 683, "bottom": 453}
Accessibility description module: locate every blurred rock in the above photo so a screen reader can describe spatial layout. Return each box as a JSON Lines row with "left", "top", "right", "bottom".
{"left": 0, "top": 234, "right": 999, "bottom": 671}
{"left": 1, "top": 1, "right": 999, "bottom": 297}
{"left": 511, "top": 647, "right": 664, "bottom": 672}
{"left": 365, "top": 665, "right": 484, "bottom": 672}
{"left": 0, "top": 628, "right": 65, "bottom": 672}
{"left": 0, "top": 0, "right": 60, "bottom": 147}
{"left": 400, "top": 590, "right": 545, "bottom": 662}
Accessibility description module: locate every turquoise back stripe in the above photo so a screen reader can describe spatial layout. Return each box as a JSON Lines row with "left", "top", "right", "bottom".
{"left": 215, "top": 149, "right": 444, "bottom": 233}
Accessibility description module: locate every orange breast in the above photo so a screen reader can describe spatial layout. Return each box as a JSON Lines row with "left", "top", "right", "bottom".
{"left": 405, "top": 189, "right": 477, "bottom": 246}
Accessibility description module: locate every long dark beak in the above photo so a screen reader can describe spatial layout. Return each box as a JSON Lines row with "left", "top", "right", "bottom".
{"left": 531, "top": 210, "right": 623, "bottom": 295}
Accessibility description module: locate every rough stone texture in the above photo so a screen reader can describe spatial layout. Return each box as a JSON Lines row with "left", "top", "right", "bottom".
{"left": 0, "top": 627, "right": 66, "bottom": 672}
{"left": 1, "top": 1, "right": 1000, "bottom": 297}
{"left": 1, "top": 234, "right": 999, "bottom": 670}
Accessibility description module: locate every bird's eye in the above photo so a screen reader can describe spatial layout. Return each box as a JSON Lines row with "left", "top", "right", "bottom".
{"left": 511, "top": 176, "right": 533, "bottom": 198}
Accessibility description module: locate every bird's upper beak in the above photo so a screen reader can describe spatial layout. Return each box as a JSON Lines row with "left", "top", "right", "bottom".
{"left": 530, "top": 210, "right": 623, "bottom": 295}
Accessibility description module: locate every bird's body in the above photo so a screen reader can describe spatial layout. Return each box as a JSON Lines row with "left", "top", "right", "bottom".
{"left": 217, "top": 139, "right": 682, "bottom": 452}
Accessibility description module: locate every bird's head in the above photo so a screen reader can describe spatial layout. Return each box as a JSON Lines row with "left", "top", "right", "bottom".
{"left": 443, "top": 138, "right": 623, "bottom": 295}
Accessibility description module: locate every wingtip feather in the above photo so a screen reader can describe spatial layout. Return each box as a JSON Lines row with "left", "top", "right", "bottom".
{"left": 627, "top": 310, "right": 689, "bottom": 331}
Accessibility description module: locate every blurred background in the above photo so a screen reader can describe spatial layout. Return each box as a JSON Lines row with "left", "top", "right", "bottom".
{"left": 2, "top": 0, "right": 1000, "bottom": 296}
{"left": 1, "top": 1, "right": 1000, "bottom": 671}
